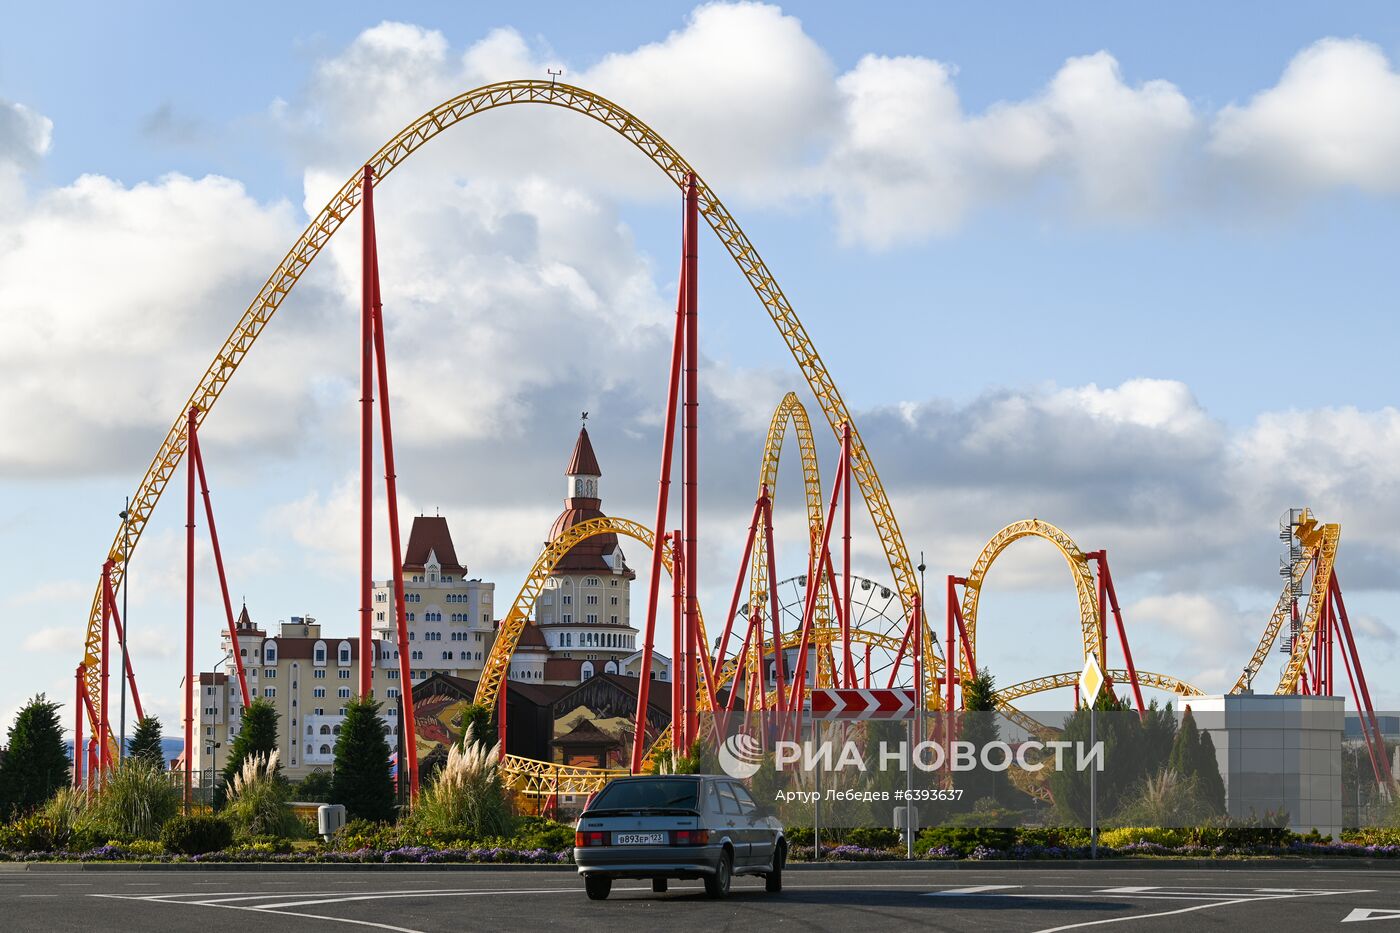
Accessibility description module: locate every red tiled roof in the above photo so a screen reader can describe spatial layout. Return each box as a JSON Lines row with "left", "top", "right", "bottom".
{"left": 260, "top": 636, "right": 378, "bottom": 660}
{"left": 197, "top": 672, "right": 229, "bottom": 685}
{"left": 543, "top": 658, "right": 584, "bottom": 681}
{"left": 516, "top": 623, "right": 549, "bottom": 651}
{"left": 403, "top": 516, "right": 464, "bottom": 573}
{"left": 566, "top": 426, "right": 601, "bottom": 477}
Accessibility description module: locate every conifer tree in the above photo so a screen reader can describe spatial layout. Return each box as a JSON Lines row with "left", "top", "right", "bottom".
{"left": 0, "top": 694, "right": 70, "bottom": 816}
{"left": 331, "top": 696, "right": 395, "bottom": 822}
{"left": 216, "top": 698, "right": 279, "bottom": 808}
{"left": 126, "top": 715, "right": 165, "bottom": 769}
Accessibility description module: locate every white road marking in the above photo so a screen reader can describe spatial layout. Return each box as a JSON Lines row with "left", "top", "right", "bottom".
{"left": 1344, "top": 908, "right": 1400, "bottom": 923}
{"left": 925, "top": 884, "right": 1020, "bottom": 896}
{"left": 1028, "top": 888, "right": 1373, "bottom": 933}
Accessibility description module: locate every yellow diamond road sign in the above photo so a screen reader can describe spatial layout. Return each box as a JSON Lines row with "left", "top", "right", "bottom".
{"left": 1079, "top": 655, "right": 1105, "bottom": 705}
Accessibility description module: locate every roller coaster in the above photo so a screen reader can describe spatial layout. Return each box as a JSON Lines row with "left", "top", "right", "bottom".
{"left": 69, "top": 80, "right": 1395, "bottom": 803}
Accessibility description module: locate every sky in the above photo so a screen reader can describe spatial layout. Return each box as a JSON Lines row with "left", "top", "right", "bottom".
{"left": 3, "top": 2, "right": 1400, "bottom": 743}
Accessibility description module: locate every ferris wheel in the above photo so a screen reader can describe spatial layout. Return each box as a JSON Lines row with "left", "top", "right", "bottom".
{"left": 718, "top": 571, "right": 912, "bottom": 695}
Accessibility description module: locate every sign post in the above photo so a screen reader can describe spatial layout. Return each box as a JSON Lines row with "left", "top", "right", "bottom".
{"left": 1078, "top": 656, "right": 1105, "bottom": 859}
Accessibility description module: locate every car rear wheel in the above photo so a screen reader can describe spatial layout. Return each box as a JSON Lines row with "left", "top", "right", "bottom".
{"left": 765, "top": 842, "right": 786, "bottom": 893}
{"left": 585, "top": 876, "right": 612, "bottom": 901}
{"left": 704, "top": 850, "right": 733, "bottom": 899}
{"left": 652, "top": 878, "right": 668, "bottom": 893}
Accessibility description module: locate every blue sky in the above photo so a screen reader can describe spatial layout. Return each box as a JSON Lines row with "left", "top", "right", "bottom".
{"left": 3, "top": 2, "right": 1400, "bottom": 739}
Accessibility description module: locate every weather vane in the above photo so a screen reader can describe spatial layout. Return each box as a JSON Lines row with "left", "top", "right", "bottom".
{"left": 581, "top": 410, "right": 589, "bottom": 425}
{"left": 548, "top": 68, "right": 563, "bottom": 87}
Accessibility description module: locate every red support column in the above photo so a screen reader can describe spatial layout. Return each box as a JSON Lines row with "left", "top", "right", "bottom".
{"left": 726, "top": 614, "right": 757, "bottom": 714}
{"left": 73, "top": 665, "right": 85, "bottom": 788}
{"left": 103, "top": 575, "right": 144, "bottom": 722}
{"left": 86, "top": 738, "right": 97, "bottom": 789}
{"left": 945, "top": 575, "right": 957, "bottom": 713}
{"left": 681, "top": 172, "right": 700, "bottom": 757}
{"left": 761, "top": 495, "right": 787, "bottom": 712}
{"left": 365, "top": 179, "right": 419, "bottom": 798}
{"left": 1330, "top": 573, "right": 1394, "bottom": 787}
{"left": 100, "top": 560, "right": 112, "bottom": 774}
{"left": 1094, "top": 553, "right": 1144, "bottom": 716}
{"left": 715, "top": 496, "right": 764, "bottom": 679}
{"left": 189, "top": 430, "right": 249, "bottom": 711}
{"left": 359, "top": 165, "right": 376, "bottom": 701}
{"left": 787, "top": 455, "right": 845, "bottom": 711}
{"left": 631, "top": 261, "right": 686, "bottom": 774}
{"left": 841, "top": 423, "right": 854, "bottom": 687}
{"left": 671, "top": 529, "right": 686, "bottom": 751}
{"left": 184, "top": 406, "right": 197, "bottom": 811}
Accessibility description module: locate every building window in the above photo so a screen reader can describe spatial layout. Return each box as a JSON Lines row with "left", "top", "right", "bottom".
{"left": 562, "top": 594, "right": 572, "bottom": 605}
{"left": 314, "top": 669, "right": 326, "bottom": 679}
{"left": 313, "top": 688, "right": 326, "bottom": 698}
{"left": 338, "top": 688, "right": 350, "bottom": 699}
{"left": 610, "top": 596, "right": 618, "bottom": 606}
{"left": 339, "top": 670, "right": 350, "bottom": 679}
{"left": 263, "top": 669, "right": 276, "bottom": 678}
{"left": 320, "top": 744, "right": 331, "bottom": 755}
{"left": 263, "top": 688, "right": 276, "bottom": 698}
{"left": 586, "top": 595, "right": 598, "bottom": 605}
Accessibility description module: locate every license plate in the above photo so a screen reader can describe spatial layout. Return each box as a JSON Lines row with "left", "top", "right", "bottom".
{"left": 615, "top": 832, "right": 666, "bottom": 846}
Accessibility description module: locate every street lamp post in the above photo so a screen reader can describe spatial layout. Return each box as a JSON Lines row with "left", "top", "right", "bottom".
{"left": 118, "top": 502, "right": 130, "bottom": 757}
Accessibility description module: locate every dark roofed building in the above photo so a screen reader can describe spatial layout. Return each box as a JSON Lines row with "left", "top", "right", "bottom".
{"left": 402, "top": 515, "right": 466, "bottom": 575}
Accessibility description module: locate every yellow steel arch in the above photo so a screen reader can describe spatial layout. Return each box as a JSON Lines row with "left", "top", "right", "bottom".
{"left": 997, "top": 669, "right": 1202, "bottom": 705}
{"left": 77, "top": 80, "right": 929, "bottom": 737}
{"left": 960, "top": 519, "right": 1103, "bottom": 686}
{"left": 747, "top": 392, "right": 834, "bottom": 688}
{"left": 472, "top": 516, "right": 709, "bottom": 715}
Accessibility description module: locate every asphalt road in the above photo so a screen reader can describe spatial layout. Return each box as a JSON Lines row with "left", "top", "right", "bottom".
{"left": 2, "top": 865, "right": 1399, "bottom": 932}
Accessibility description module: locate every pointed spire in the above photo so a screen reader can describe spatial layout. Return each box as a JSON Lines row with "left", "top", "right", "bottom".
{"left": 567, "top": 425, "right": 602, "bottom": 478}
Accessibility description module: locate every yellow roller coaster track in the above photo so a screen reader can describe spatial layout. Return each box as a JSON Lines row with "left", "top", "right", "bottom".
{"left": 960, "top": 519, "right": 1104, "bottom": 686}
{"left": 997, "top": 669, "right": 1202, "bottom": 705}
{"left": 472, "top": 516, "right": 710, "bottom": 715}
{"left": 1230, "top": 510, "right": 1341, "bottom": 695}
{"left": 76, "top": 80, "right": 931, "bottom": 745}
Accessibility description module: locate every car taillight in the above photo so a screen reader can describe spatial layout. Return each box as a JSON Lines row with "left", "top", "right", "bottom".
{"left": 671, "top": 829, "right": 709, "bottom": 846}
{"left": 575, "top": 831, "right": 608, "bottom": 847}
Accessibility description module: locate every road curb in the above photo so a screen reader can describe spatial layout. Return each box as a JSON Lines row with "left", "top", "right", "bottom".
{"left": 790, "top": 858, "right": 1400, "bottom": 871}
{"left": 0, "top": 857, "right": 1394, "bottom": 873}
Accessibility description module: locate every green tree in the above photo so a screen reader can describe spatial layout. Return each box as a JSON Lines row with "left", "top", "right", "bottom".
{"left": 1050, "top": 694, "right": 1145, "bottom": 825}
{"left": 126, "top": 715, "right": 165, "bottom": 769}
{"left": 294, "top": 769, "right": 334, "bottom": 803}
{"left": 1167, "top": 706, "right": 1201, "bottom": 777}
{"left": 0, "top": 694, "right": 70, "bottom": 817}
{"left": 456, "top": 704, "right": 493, "bottom": 749}
{"left": 1195, "top": 730, "right": 1226, "bottom": 815}
{"left": 958, "top": 668, "right": 1005, "bottom": 807}
{"left": 331, "top": 697, "right": 395, "bottom": 822}
{"left": 217, "top": 698, "right": 279, "bottom": 808}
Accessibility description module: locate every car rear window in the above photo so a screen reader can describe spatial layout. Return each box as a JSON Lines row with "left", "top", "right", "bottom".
{"left": 589, "top": 778, "right": 700, "bottom": 812}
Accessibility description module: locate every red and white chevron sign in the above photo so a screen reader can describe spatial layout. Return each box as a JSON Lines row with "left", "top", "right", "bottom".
{"left": 808, "top": 688, "right": 917, "bottom": 720}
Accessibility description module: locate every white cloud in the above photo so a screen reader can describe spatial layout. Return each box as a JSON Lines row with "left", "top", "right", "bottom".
{"left": 1211, "top": 38, "right": 1400, "bottom": 194}
{"left": 826, "top": 50, "right": 1196, "bottom": 245}
{"left": 0, "top": 98, "right": 52, "bottom": 165}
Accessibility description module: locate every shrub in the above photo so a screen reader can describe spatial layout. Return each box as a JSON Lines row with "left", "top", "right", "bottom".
{"left": 161, "top": 814, "right": 234, "bottom": 855}
{"left": 224, "top": 750, "right": 298, "bottom": 840}
{"left": 1014, "top": 827, "right": 1092, "bottom": 849}
{"left": 1343, "top": 828, "right": 1400, "bottom": 846}
{"left": 41, "top": 787, "right": 100, "bottom": 849}
{"left": 510, "top": 816, "right": 574, "bottom": 851}
{"left": 1100, "top": 827, "right": 1188, "bottom": 849}
{"left": 331, "top": 818, "right": 401, "bottom": 851}
{"left": 913, "top": 826, "right": 1014, "bottom": 856}
{"left": 88, "top": 758, "right": 180, "bottom": 841}
{"left": 410, "top": 727, "right": 513, "bottom": 841}
{"left": 294, "top": 770, "right": 334, "bottom": 803}
{"left": 844, "top": 827, "right": 903, "bottom": 849}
